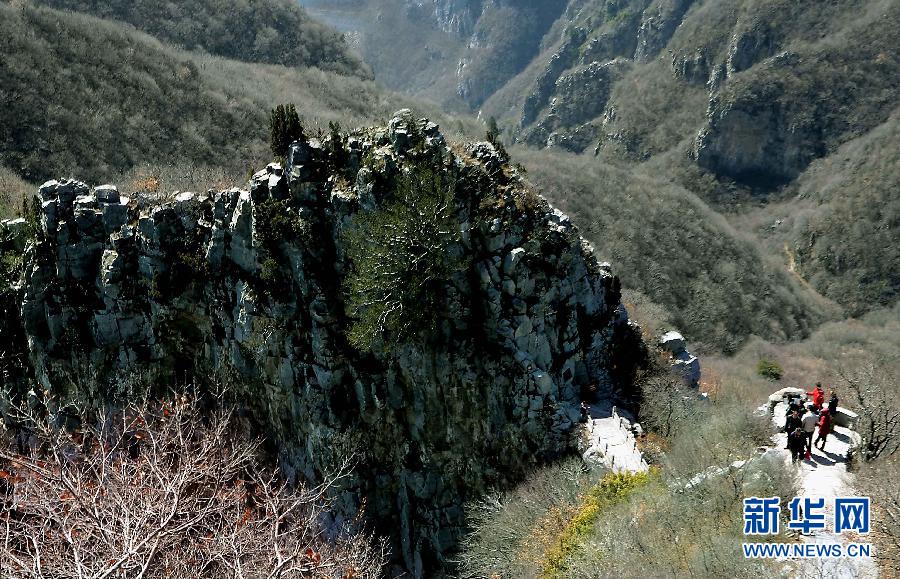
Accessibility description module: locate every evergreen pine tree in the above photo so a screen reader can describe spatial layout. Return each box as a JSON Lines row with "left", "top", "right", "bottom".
{"left": 269, "top": 104, "right": 286, "bottom": 157}
{"left": 269, "top": 104, "right": 305, "bottom": 158}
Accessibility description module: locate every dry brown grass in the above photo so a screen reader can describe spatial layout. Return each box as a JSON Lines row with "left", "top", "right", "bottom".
{"left": 0, "top": 166, "right": 31, "bottom": 218}
{"left": 516, "top": 503, "right": 578, "bottom": 570}
{"left": 705, "top": 304, "right": 900, "bottom": 406}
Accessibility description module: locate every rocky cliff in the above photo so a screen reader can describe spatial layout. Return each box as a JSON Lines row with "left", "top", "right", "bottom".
{"left": 313, "top": 0, "right": 898, "bottom": 192}
{"left": 487, "top": 0, "right": 899, "bottom": 187}
{"left": 4, "top": 111, "right": 644, "bottom": 575}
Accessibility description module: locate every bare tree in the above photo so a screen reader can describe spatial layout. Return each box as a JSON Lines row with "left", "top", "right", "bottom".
{"left": 840, "top": 358, "right": 900, "bottom": 462}
{"left": 859, "top": 455, "right": 900, "bottom": 572}
{"left": 637, "top": 355, "right": 699, "bottom": 438}
{"left": 0, "top": 393, "right": 384, "bottom": 578}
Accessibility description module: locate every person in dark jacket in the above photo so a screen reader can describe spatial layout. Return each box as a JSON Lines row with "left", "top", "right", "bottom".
{"left": 784, "top": 410, "right": 802, "bottom": 449}
{"left": 785, "top": 410, "right": 802, "bottom": 433}
{"left": 789, "top": 428, "right": 806, "bottom": 463}
{"left": 828, "top": 391, "right": 839, "bottom": 414}
{"left": 815, "top": 409, "right": 833, "bottom": 450}
{"left": 785, "top": 396, "right": 801, "bottom": 418}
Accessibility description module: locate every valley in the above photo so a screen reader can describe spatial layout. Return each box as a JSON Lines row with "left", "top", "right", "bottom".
{"left": 0, "top": 0, "right": 896, "bottom": 577}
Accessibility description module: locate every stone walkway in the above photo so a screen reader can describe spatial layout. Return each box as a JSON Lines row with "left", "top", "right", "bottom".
{"left": 582, "top": 401, "right": 648, "bottom": 473}
{"left": 770, "top": 401, "right": 879, "bottom": 579}
{"left": 580, "top": 395, "right": 878, "bottom": 575}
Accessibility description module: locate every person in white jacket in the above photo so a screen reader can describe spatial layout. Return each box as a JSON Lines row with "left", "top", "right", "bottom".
{"left": 801, "top": 405, "right": 818, "bottom": 454}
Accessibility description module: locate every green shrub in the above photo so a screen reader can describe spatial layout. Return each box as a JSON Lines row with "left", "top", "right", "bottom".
{"left": 456, "top": 457, "right": 596, "bottom": 579}
{"left": 458, "top": 391, "right": 795, "bottom": 579}
{"left": 756, "top": 358, "right": 784, "bottom": 381}
{"left": 540, "top": 470, "right": 654, "bottom": 578}
{"left": 269, "top": 104, "right": 304, "bottom": 159}
{"left": 253, "top": 199, "right": 309, "bottom": 301}
{"left": 564, "top": 399, "right": 794, "bottom": 578}
{"left": 342, "top": 163, "right": 462, "bottom": 350}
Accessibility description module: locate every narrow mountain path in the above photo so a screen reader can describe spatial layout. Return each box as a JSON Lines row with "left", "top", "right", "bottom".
{"left": 582, "top": 401, "right": 648, "bottom": 473}
{"left": 770, "top": 400, "right": 879, "bottom": 578}
{"left": 784, "top": 243, "right": 819, "bottom": 294}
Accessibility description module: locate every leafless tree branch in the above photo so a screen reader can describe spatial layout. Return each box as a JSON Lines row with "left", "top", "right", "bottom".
{"left": 0, "top": 393, "right": 385, "bottom": 578}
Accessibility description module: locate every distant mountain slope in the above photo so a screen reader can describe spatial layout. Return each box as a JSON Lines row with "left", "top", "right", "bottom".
{"left": 492, "top": 0, "right": 898, "bottom": 185}
{"left": 734, "top": 111, "right": 900, "bottom": 317}
{"left": 0, "top": 4, "right": 450, "bottom": 185}
{"left": 37, "top": 0, "right": 371, "bottom": 77}
{"left": 334, "top": 0, "right": 898, "bottom": 318}
{"left": 308, "top": 0, "right": 899, "bottom": 194}
{"left": 789, "top": 112, "right": 900, "bottom": 314}
{"left": 303, "top": 0, "right": 569, "bottom": 109}
{"left": 517, "top": 148, "right": 834, "bottom": 353}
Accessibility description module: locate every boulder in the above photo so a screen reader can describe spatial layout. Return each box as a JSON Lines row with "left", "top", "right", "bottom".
{"left": 659, "top": 330, "right": 686, "bottom": 354}
{"left": 659, "top": 330, "right": 700, "bottom": 387}
{"left": 767, "top": 386, "right": 806, "bottom": 411}
{"left": 671, "top": 351, "right": 701, "bottom": 387}
{"left": 1, "top": 218, "right": 28, "bottom": 252}
{"left": 93, "top": 185, "right": 120, "bottom": 204}
{"left": 388, "top": 109, "right": 416, "bottom": 152}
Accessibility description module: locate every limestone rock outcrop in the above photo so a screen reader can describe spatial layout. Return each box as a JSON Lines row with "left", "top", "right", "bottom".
{"left": 520, "top": 26, "right": 587, "bottom": 128}
{"left": 499, "top": 0, "right": 898, "bottom": 180}
{"left": 0, "top": 218, "right": 27, "bottom": 250}
{"left": 633, "top": 0, "right": 695, "bottom": 63}
{"left": 523, "top": 58, "right": 630, "bottom": 150}
{"left": 8, "top": 111, "right": 644, "bottom": 576}
{"left": 659, "top": 330, "right": 700, "bottom": 388}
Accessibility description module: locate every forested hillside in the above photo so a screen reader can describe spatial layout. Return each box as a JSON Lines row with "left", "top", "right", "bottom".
{"left": 4, "top": 0, "right": 894, "bottom": 349}
{"left": 517, "top": 149, "right": 832, "bottom": 353}
{"left": 37, "top": 0, "right": 370, "bottom": 77}
{"left": 731, "top": 111, "right": 900, "bottom": 317}
{"left": 789, "top": 113, "right": 899, "bottom": 314}
{"left": 0, "top": 3, "right": 456, "bottom": 187}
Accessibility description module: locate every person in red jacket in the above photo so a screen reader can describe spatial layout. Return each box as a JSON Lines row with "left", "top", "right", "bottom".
{"left": 807, "top": 383, "right": 825, "bottom": 410}
{"left": 815, "top": 408, "right": 832, "bottom": 450}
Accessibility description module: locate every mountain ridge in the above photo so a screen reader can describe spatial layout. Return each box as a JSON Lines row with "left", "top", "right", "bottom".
{"left": 2, "top": 112, "right": 646, "bottom": 575}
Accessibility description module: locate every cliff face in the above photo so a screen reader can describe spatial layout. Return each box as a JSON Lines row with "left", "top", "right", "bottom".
{"left": 11, "top": 111, "right": 643, "bottom": 575}
{"left": 508, "top": 0, "right": 899, "bottom": 185}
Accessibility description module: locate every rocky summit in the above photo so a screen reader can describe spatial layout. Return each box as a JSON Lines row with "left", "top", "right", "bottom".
{"left": 4, "top": 111, "right": 645, "bottom": 575}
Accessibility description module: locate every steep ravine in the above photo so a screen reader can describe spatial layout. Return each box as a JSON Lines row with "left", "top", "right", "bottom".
{"left": 1, "top": 112, "right": 646, "bottom": 575}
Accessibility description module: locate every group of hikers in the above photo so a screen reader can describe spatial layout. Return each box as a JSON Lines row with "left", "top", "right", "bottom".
{"left": 785, "top": 383, "right": 840, "bottom": 463}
